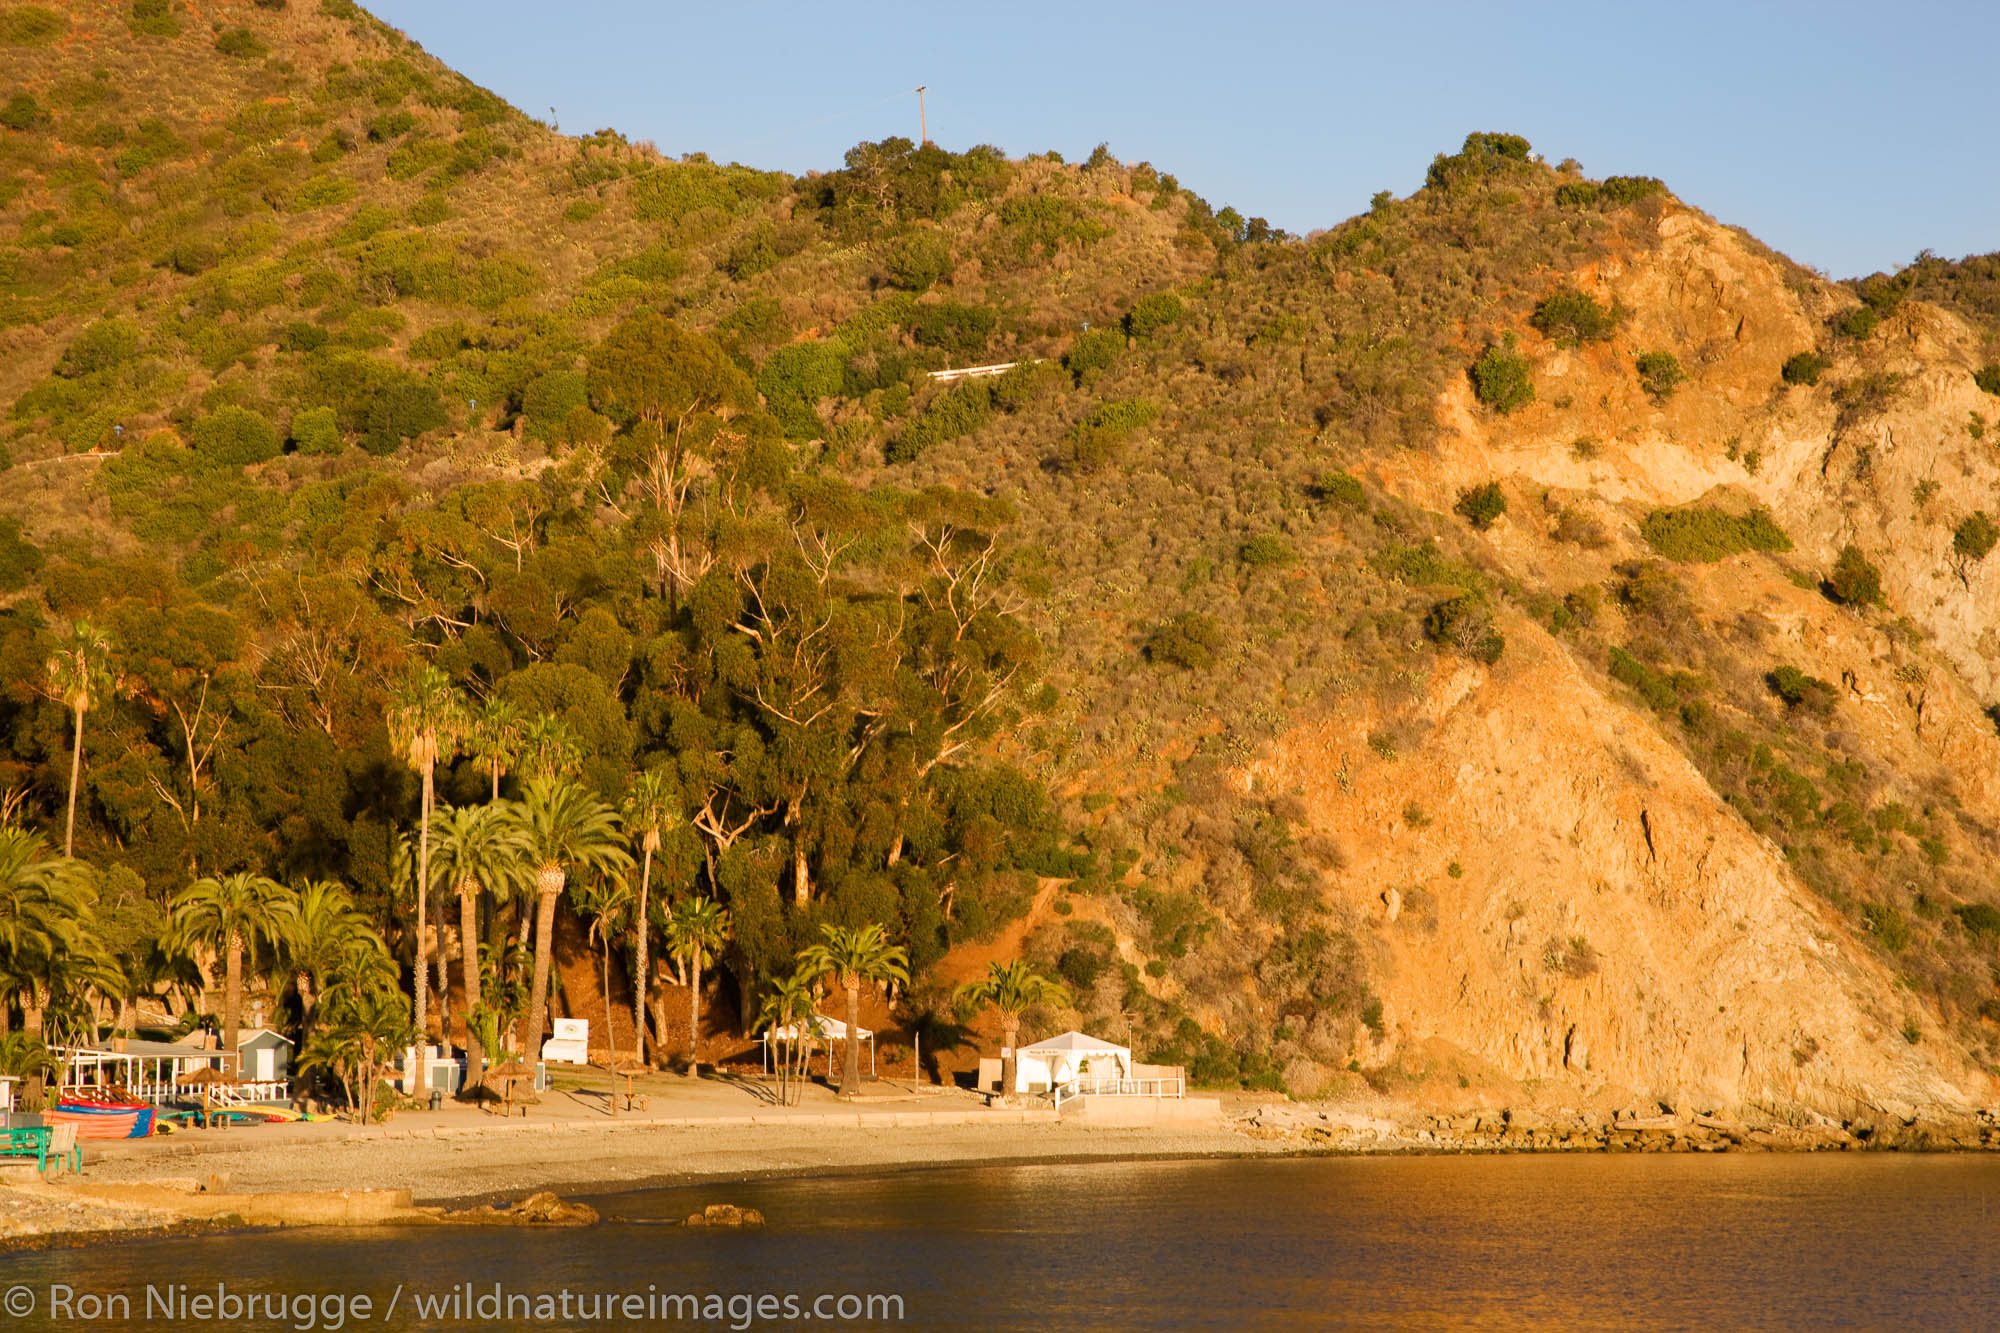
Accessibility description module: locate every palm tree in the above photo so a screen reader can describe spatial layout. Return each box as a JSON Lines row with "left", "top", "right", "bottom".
{"left": 572, "top": 872, "right": 634, "bottom": 1114}
{"left": 427, "top": 803, "right": 529, "bottom": 1091}
{"left": 0, "top": 827, "right": 104, "bottom": 1086}
{"left": 621, "top": 769, "right": 677, "bottom": 1064}
{"left": 165, "top": 872, "right": 300, "bottom": 1072}
{"left": 385, "top": 663, "right": 464, "bottom": 1092}
{"left": 517, "top": 713, "right": 581, "bottom": 783}
{"left": 287, "top": 880, "right": 379, "bottom": 1035}
{"left": 503, "top": 778, "right": 629, "bottom": 1064}
{"left": 797, "top": 922, "right": 908, "bottom": 1096}
{"left": 43, "top": 621, "right": 115, "bottom": 858}
{"left": 465, "top": 696, "right": 522, "bottom": 802}
{"left": 756, "top": 966, "right": 815, "bottom": 1106}
{"left": 661, "top": 896, "right": 729, "bottom": 1076}
{"left": 955, "top": 960, "right": 1070, "bottom": 1098}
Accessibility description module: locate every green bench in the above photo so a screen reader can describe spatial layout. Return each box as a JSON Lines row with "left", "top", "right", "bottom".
{"left": 0, "top": 1126, "right": 52, "bottom": 1171}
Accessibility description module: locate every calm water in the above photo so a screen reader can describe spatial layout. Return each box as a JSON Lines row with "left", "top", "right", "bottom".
{"left": 4, "top": 1155, "right": 1999, "bottom": 1330}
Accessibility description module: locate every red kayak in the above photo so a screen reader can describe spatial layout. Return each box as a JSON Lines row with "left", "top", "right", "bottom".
{"left": 50, "top": 1095, "right": 156, "bottom": 1139}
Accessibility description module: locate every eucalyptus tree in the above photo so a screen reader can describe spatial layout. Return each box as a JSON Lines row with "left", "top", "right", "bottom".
{"left": 503, "top": 778, "right": 629, "bottom": 1061}
{"left": 797, "top": 922, "right": 907, "bottom": 1095}
{"left": 43, "top": 621, "right": 116, "bottom": 858}
{"left": 385, "top": 663, "right": 464, "bottom": 1091}
{"left": 428, "top": 803, "right": 529, "bottom": 1088}
{"left": 955, "top": 960, "right": 1069, "bottom": 1097}
{"left": 661, "top": 896, "right": 729, "bottom": 1075}
{"left": 165, "top": 872, "right": 300, "bottom": 1070}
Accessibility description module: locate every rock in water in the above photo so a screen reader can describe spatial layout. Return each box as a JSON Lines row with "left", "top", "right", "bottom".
{"left": 685, "top": 1204, "right": 765, "bottom": 1228}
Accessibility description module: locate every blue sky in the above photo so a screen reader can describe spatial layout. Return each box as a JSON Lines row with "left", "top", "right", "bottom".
{"left": 367, "top": 1, "right": 1999, "bottom": 279}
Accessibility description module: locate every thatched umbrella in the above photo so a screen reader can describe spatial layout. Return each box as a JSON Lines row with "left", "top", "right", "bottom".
{"left": 485, "top": 1060, "right": 536, "bottom": 1116}
{"left": 177, "top": 1065, "right": 234, "bottom": 1122}
{"left": 612, "top": 1059, "right": 647, "bottom": 1112}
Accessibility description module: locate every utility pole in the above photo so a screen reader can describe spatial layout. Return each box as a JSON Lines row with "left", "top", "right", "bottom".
{"left": 916, "top": 86, "right": 927, "bottom": 145}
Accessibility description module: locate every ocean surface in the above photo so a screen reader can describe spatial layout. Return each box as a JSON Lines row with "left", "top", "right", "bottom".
{"left": 5, "top": 1154, "right": 1999, "bottom": 1330}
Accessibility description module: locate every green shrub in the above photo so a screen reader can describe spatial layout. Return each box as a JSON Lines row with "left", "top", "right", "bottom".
{"left": 1826, "top": 544, "right": 1885, "bottom": 608}
{"left": 1767, "top": 665, "right": 1837, "bottom": 717}
{"left": 361, "top": 379, "right": 447, "bottom": 454}
{"left": 214, "top": 25, "right": 267, "bottom": 57}
{"left": 998, "top": 195, "right": 1111, "bottom": 256}
{"left": 886, "top": 380, "right": 991, "bottom": 464}
{"left": 0, "top": 515, "right": 42, "bottom": 591}
{"left": 56, "top": 319, "right": 141, "bottom": 378}
{"left": 884, "top": 230, "right": 953, "bottom": 291}
{"left": 289, "top": 405, "right": 342, "bottom": 455}
{"left": 1609, "top": 647, "right": 1677, "bottom": 712}
{"left": 1470, "top": 343, "right": 1533, "bottom": 412}
{"left": 1975, "top": 364, "right": 2000, "bottom": 396}
{"left": 1953, "top": 512, "right": 1999, "bottom": 564}
{"left": 0, "top": 91, "right": 46, "bottom": 132}
{"left": 1863, "top": 903, "right": 1909, "bottom": 952}
{"left": 908, "top": 301, "right": 997, "bottom": 362}
{"left": 1063, "top": 327, "right": 1123, "bottom": 383}
{"left": 1454, "top": 481, "right": 1507, "bottom": 530}
{"left": 756, "top": 340, "right": 845, "bottom": 438}
{"left": 1124, "top": 291, "right": 1184, "bottom": 339}
{"left": 1147, "top": 612, "right": 1226, "bottom": 670}
{"left": 129, "top": 0, "right": 178, "bottom": 36}
{"left": 1529, "top": 286, "right": 1619, "bottom": 346}
{"left": 1554, "top": 176, "right": 1664, "bottom": 209}
{"left": 1954, "top": 902, "right": 2000, "bottom": 939}
{"left": 1313, "top": 470, "right": 1365, "bottom": 508}
{"left": 191, "top": 406, "right": 280, "bottom": 467}
{"left": 1424, "top": 594, "right": 1504, "bottom": 664}
{"left": 1833, "top": 306, "right": 1878, "bottom": 339}
{"left": 1059, "top": 398, "right": 1157, "bottom": 472}
{"left": 1599, "top": 175, "right": 1666, "bottom": 205}
{"left": 1239, "top": 533, "right": 1294, "bottom": 568}
{"left": 0, "top": 6, "right": 66, "bottom": 44}
{"left": 1781, "top": 351, "right": 1827, "bottom": 386}
{"left": 291, "top": 174, "right": 356, "bottom": 211}
{"left": 1638, "top": 506, "right": 1792, "bottom": 562}
{"left": 1635, "top": 350, "right": 1685, "bottom": 399}
{"left": 522, "top": 370, "right": 590, "bottom": 442}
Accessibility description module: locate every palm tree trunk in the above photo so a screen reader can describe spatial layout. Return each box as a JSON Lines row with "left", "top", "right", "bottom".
{"left": 688, "top": 952, "right": 701, "bottom": 1076}
{"left": 413, "top": 767, "right": 433, "bottom": 1095}
{"left": 601, "top": 931, "right": 617, "bottom": 1117}
{"left": 296, "top": 973, "right": 316, "bottom": 1033}
{"left": 434, "top": 892, "right": 451, "bottom": 1044}
{"left": 633, "top": 846, "right": 652, "bottom": 1066}
{"left": 459, "top": 885, "right": 485, "bottom": 1091}
{"left": 224, "top": 929, "right": 242, "bottom": 1076}
{"left": 1002, "top": 1015, "right": 1019, "bottom": 1098}
{"left": 523, "top": 883, "right": 560, "bottom": 1064}
{"left": 841, "top": 980, "right": 860, "bottom": 1095}
{"left": 63, "top": 702, "right": 84, "bottom": 859}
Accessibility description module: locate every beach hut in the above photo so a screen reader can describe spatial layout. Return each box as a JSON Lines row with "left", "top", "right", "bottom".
{"left": 236, "top": 1029, "right": 292, "bottom": 1086}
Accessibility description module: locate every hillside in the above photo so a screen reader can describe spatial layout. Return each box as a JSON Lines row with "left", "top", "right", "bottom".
{"left": 5, "top": 0, "right": 2000, "bottom": 1124}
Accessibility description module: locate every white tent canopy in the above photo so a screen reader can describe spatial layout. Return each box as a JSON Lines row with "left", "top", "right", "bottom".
{"left": 761, "top": 1014, "right": 875, "bottom": 1078}
{"left": 1006, "top": 1030, "right": 1131, "bottom": 1092}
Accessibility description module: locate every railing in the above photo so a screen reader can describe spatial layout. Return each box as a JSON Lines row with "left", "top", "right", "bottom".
{"left": 927, "top": 361, "right": 1028, "bottom": 384}
{"left": 1050, "top": 1075, "right": 1184, "bottom": 1110}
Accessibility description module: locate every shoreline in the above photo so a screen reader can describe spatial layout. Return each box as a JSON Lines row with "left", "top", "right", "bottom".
{"left": 10, "top": 1091, "right": 2000, "bottom": 1250}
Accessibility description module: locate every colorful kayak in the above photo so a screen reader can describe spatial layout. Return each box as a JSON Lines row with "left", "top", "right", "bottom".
{"left": 51, "top": 1096, "right": 155, "bottom": 1139}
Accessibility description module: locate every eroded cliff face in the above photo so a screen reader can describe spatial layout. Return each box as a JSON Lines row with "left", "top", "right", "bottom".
{"left": 1252, "top": 627, "right": 1988, "bottom": 1120}
{"left": 1255, "top": 206, "right": 2000, "bottom": 1117}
